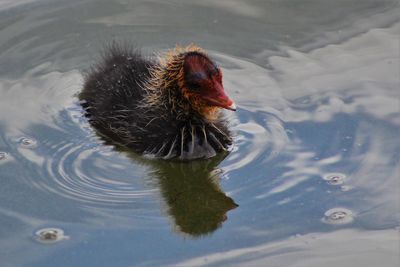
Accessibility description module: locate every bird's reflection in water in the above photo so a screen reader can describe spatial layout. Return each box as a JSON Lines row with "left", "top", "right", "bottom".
{"left": 124, "top": 150, "right": 238, "bottom": 237}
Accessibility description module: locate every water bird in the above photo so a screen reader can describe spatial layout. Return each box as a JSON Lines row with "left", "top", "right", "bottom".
{"left": 80, "top": 44, "right": 236, "bottom": 160}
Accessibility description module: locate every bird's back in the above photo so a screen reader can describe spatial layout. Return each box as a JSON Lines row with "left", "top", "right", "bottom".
{"left": 80, "top": 45, "right": 155, "bottom": 143}
{"left": 81, "top": 46, "right": 151, "bottom": 112}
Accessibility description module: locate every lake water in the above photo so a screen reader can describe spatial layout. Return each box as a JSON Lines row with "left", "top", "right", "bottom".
{"left": 0, "top": 1, "right": 399, "bottom": 266}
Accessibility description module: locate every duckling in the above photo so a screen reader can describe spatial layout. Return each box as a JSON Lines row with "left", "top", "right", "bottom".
{"left": 80, "top": 44, "right": 236, "bottom": 160}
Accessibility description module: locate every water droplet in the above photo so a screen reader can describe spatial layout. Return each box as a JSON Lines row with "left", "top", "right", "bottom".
{"left": 322, "top": 208, "right": 354, "bottom": 225}
{"left": 322, "top": 173, "right": 346, "bottom": 185}
{"left": 19, "top": 137, "right": 37, "bottom": 148}
{"left": 0, "top": 151, "right": 8, "bottom": 160}
{"left": 35, "top": 228, "right": 68, "bottom": 244}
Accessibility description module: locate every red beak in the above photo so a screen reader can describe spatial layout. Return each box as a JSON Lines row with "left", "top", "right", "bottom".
{"left": 203, "top": 84, "right": 236, "bottom": 111}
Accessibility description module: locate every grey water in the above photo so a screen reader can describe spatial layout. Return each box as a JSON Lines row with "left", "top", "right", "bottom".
{"left": 0, "top": 0, "right": 399, "bottom": 266}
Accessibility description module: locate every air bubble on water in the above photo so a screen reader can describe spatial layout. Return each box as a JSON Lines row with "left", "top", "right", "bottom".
{"left": 322, "top": 173, "right": 346, "bottom": 185}
{"left": 19, "top": 137, "right": 37, "bottom": 148}
{"left": 34, "top": 228, "right": 69, "bottom": 244}
{"left": 322, "top": 208, "right": 354, "bottom": 225}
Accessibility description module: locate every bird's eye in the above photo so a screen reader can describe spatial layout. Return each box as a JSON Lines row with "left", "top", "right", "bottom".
{"left": 185, "top": 72, "right": 206, "bottom": 91}
{"left": 186, "top": 81, "right": 201, "bottom": 90}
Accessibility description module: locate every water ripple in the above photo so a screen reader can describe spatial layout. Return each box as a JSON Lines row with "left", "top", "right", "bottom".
{"left": 39, "top": 137, "right": 156, "bottom": 206}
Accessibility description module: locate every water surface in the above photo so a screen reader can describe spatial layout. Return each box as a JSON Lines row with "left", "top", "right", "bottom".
{"left": 0, "top": 1, "right": 399, "bottom": 266}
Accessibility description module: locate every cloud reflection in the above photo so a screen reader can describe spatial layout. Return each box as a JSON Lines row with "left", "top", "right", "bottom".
{"left": 174, "top": 229, "right": 399, "bottom": 267}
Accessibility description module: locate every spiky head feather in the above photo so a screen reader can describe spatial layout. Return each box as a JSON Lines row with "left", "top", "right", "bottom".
{"left": 144, "top": 44, "right": 219, "bottom": 121}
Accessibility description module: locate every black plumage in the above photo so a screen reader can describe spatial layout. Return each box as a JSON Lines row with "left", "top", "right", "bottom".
{"left": 79, "top": 44, "right": 234, "bottom": 160}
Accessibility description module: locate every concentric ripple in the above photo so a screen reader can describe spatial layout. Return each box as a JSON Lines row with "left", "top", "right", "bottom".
{"left": 215, "top": 24, "right": 399, "bottom": 234}
{"left": 216, "top": 54, "right": 289, "bottom": 174}
{"left": 0, "top": 0, "right": 399, "bottom": 266}
{"left": 0, "top": 68, "right": 158, "bottom": 208}
{"left": 40, "top": 135, "right": 157, "bottom": 206}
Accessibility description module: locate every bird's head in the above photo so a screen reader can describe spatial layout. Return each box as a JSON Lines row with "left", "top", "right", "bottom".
{"left": 180, "top": 51, "right": 236, "bottom": 115}
{"left": 148, "top": 45, "right": 236, "bottom": 120}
